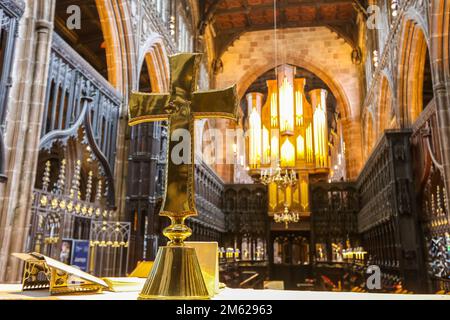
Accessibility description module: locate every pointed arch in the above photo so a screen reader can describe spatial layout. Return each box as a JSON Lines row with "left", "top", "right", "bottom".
{"left": 397, "top": 17, "right": 432, "bottom": 125}
{"left": 235, "top": 58, "right": 352, "bottom": 122}
{"left": 138, "top": 34, "right": 170, "bottom": 92}
{"left": 95, "top": 0, "right": 125, "bottom": 90}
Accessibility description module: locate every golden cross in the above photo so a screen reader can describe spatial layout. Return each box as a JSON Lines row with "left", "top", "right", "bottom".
{"left": 128, "top": 53, "right": 238, "bottom": 243}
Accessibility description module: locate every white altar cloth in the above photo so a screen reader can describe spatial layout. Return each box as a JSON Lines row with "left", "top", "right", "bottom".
{"left": 0, "top": 284, "right": 449, "bottom": 300}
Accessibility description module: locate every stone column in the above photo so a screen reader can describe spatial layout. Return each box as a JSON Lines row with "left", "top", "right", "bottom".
{"left": 0, "top": 0, "right": 55, "bottom": 283}
{"left": 430, "top": 0, "right": 450, "bottom": 210}
{"left": 341, "top": 117, "right": 363, "bottom": 180}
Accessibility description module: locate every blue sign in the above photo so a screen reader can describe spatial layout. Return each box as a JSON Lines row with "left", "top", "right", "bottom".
{"left": 70, "top": 240, "right": 90, "bottom": 272}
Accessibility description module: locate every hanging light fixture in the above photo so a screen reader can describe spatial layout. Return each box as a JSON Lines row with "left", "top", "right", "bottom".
{"left": 274, "top": 205, "right": 300, "bottom": 229}
{"left": 261, "top": 161, "right": 300, "bottom": 228}
{"left": 260, "top": 161, "right": 297, "bottom": 189}
{"left": 246, "top": 0, "right": 331, "bottom": 221}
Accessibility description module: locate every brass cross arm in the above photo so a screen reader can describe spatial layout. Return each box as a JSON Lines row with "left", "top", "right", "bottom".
{"left": 126, "top": 53, "right": 239, "bottom": 220}
{"left": 128, "top": 84, "right": 239, "bottom": 126}
{"left": 128, "top": 92, "right": 171, "bottom": 126}
{"left": 192, "top": 85, "right": 239, "bottom": 121}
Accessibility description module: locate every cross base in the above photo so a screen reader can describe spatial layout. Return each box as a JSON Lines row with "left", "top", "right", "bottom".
{"left": 138, "top": 246, "right": 209, "bottom": 300}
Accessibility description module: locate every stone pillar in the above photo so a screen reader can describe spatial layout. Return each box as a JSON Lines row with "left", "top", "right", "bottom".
{"left": 0, "top": 0, "right": 55, "bottom": 283}
{"left": 341, "top": 117, "right": 363, "bottom": 180}
{"left": 430, "top": 0, "right": 450, "bottom": 210}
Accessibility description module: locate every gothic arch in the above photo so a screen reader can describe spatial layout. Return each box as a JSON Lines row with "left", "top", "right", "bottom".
{"left": 55, "top": 0, "right": 135, "bottom": 93}
{"left": 138, "top": 34, "right": 170, "bottom": 92}
{"left": 397, "top": 17, "right": 431, "bottom": 126}
{"left": 114, "top": 0, "right": 138, "bottom": 93}
{"left": 95, "top": 0, "right": 129, "bottom": 91}
{"left": 234, "top": 58, "right": 360, "bottom": 178}
{"left": 235, "top": 58, "right": 352, "bottom": 122}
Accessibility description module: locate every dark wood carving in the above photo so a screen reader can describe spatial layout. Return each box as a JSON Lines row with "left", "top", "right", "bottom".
{"left": 39, "top": 33, "right": 121, "bottom": 207}
{"left": 412, "top": 101, "right": 450, "bottom": 293}
{"left": 357, "top": 130, "right": 427, "bottom": 293}
{"left": 310, "top": 182, "right": 360, "bottom": 263}
{"left": 223, "top": 184, "right": 268, "bottom": 261}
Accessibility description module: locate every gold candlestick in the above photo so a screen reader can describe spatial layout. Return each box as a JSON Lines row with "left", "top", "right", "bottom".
{"left": 128, "top": 53, "right": 238, "bottom": 299}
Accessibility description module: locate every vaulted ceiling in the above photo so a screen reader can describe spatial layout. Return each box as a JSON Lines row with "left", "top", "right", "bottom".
{"left": 198, "top": 0, "right": 361, "bottom": 58}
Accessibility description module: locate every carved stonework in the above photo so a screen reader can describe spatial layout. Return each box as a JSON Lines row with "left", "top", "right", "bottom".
{"left": 1, "top": 0, "right": 25, "bottom": 19}
{"left": 412, "top": 0, "right": 430, "bottom": 35}
{"left": 129, "top": 0, "right": 176, "bottom": 56}
{"left": 361, "top": 0, "right": 430, "bottom": 121}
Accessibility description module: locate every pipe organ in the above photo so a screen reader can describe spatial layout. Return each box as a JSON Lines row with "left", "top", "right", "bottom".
{"left": 247, "top": 65, "right": 330, "bottom": 215}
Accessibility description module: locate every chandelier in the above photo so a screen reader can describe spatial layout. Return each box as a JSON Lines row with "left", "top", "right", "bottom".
{"left": 261, "top": 161, "right": 300, "bottom": 228}
{"left": 260, "top": 161, "right": 297, "bottom": 188}
{"left": 274, "top": 205, "right": 299, "bottom": 229}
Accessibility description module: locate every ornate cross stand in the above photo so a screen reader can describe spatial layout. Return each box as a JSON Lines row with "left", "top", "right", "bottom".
{"left": 128, "top": 53, "right": 238, "bottom": 299}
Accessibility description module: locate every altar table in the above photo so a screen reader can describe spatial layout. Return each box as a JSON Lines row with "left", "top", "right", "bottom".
{"left": 0, "top": 284, "right": 449, "bottom": 300}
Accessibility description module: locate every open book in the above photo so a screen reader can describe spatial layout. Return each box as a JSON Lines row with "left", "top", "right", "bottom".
{"left": 102, "top": 277, "right": 147, "bottom": 292}
{"left": 12, "top": 252, "right": 146, "bottom": 294}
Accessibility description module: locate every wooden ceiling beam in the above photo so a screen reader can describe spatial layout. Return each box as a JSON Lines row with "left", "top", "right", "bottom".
{"left": 54, "top": 16, "right": 106, "bottom": 72}
{"left": 326, "top": 23, "right": 358, "bottom": 48}
{"left": 214, "top": 0, "right": 354, "bottom": 16}
{"left": 205, "top": 0, "right": 360, "bottom": 58}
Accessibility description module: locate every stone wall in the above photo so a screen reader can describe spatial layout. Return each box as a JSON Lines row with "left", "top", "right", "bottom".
{"left": 215, "top": 27, "right": 363, "bottom": 179}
